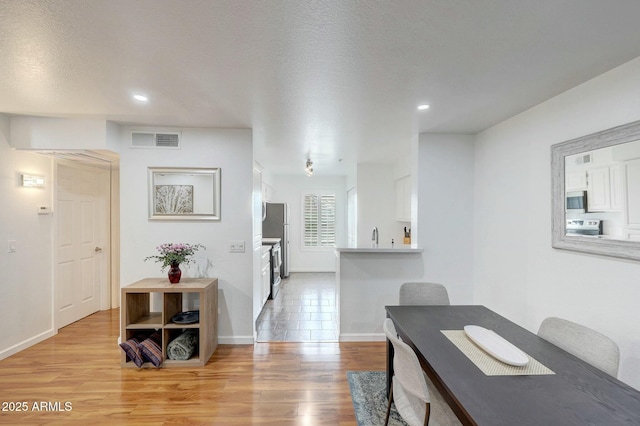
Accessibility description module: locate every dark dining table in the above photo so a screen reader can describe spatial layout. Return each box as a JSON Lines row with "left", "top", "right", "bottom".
{"left": 385, "top": 305, "right": 640, "bottom": 426}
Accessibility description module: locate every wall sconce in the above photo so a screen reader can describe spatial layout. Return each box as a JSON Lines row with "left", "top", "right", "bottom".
{"left": 305, "top": 158, "right": 313, "bottom": 177}
{"left": 22, "top": 174, "right": 45, "bottom": 187}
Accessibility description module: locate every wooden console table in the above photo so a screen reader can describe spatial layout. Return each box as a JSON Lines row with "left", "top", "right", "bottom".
{"left": 121, "top": 278, "right": 218, "bottom": 368}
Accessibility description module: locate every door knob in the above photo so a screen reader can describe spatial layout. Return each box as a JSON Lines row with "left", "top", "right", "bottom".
{"left": 95, "top": 247, "right": 103, "bottom": 253}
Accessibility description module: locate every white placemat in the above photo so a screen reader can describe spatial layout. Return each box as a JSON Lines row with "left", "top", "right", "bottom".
{"left": 441, "top": 330, "right": 555, "bottom": 376}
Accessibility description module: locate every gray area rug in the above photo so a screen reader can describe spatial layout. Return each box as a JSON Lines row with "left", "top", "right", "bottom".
{"left": 347, "top": 371, "right": 408, "bottom": 426}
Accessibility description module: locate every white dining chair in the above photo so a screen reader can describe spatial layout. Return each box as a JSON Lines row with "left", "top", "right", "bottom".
{"left": 538, "top": 317, "right": 620, "bottom": 377}
{"left": 384, "top": 317, "right": 431, "bottom": 426}
{"left": 399, "top": 282, "right": 450, "bottom": 305}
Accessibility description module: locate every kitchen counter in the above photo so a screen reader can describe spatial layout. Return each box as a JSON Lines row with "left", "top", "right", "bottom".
{"left": 335, "top": 244, "right": 423, "bottom": 253}
{"left": 262, "top": 237, "right": 281, "bottom": 244}
{"left": 567, "top": 233, "right": 620, "bottom": 240}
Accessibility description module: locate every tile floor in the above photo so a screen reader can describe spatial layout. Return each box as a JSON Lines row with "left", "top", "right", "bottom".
{"left": 256, "top": 272, "right": 338, "bottom": 342}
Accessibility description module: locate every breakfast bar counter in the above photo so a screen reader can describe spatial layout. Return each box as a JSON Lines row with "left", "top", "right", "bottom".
{"left": 335, "top": 245, "right": 424, "bottom": 341}
{"left": 335, "top": 245, "right": 423, "bottom": 253}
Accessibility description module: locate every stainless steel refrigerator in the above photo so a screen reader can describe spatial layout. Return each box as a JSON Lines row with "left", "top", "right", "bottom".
{"left": 262, "top": 202, "right": 289, "bottom": 278}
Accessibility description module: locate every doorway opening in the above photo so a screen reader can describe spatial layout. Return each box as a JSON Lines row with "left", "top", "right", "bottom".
{"left": 40, "top": 150, "right": 120, "bottom": 329}
{"left": 255, "top": 272, "right": 337, "bottom": 342}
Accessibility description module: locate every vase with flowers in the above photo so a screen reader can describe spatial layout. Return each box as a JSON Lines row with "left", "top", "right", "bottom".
{"left": 144, "top": 243, "right": 205, "bottom": 283}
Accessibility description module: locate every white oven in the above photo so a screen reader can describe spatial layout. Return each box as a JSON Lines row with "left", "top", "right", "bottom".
{"left": 566, "top": 219, "right": 602, "bottom": 236}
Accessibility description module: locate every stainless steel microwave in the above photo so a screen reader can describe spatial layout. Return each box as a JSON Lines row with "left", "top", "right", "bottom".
{"left": 566, "top": 191, "right": 588, "bottom": 213}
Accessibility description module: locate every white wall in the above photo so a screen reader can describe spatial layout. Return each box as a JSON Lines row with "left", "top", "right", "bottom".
{"left": 474, "top": 56, "right": 640, "bottom": 389}
{"left": 1, "top": 117, "right": 256, "bottom": 350}
{"left": 119, "top": 126, "right": 254, "bottom": 343}
{"left": 0, "top": 115, "right": 56, "bottom": 360}
{"left": 357, "top": 163, "right": 397, "bottom": 247}
{"left": 393, "top": 156, "right": 411, "bottom": 179}
{"left": 10, "top": 117, "right": 109, "bottom": 149}
{"left": 415, "top": 134, "right": 475, "bottom": 304}
{"left": 270, "top": 174, "right": 346, "bottom": 272}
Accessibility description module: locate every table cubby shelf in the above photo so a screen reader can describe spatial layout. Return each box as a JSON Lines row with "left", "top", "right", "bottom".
{"left": 120, "top": 278, "right": 218, "bottom": 368}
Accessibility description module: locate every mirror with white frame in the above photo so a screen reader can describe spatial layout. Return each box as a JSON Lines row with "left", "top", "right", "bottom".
{"left": 552, "top": 120, "right": 640, "bottom": 261}
{"left": 148, "top": 167, "right": 221, "bottom": 220}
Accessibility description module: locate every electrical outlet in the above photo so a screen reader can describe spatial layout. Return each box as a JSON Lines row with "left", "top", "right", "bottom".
{"left": 229, "top": 240, "right": 245, "bottom": 253}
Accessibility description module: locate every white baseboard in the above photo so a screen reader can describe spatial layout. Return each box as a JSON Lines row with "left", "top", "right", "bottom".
{"left": 218, "top": 335, "right": 254, "bottom": 345}
{"left": 288, "top": 268, "right": 336, "bottom": 273}
{"left": 0, "top": 329, "right": 56, "bottom": 361}
{"left": 339, "top": 333, "right": 386, "bottom": 342}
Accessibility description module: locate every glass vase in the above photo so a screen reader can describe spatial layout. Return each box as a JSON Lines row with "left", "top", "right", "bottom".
{"left": 168, "top": 263, "right": 182, "bottom": 284}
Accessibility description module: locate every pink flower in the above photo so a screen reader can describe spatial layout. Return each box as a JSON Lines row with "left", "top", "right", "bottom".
{"left": 144, "top": 243, "right": 205, "bottom": 271}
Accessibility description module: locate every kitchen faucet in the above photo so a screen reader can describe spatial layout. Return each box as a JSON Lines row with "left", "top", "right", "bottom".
{"left": 372, "top": 226, "right": 379, "bottom": 246}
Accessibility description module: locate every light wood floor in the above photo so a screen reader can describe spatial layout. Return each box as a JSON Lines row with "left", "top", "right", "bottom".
{"left": 0, "top": 309, "right": 386, "bottom": 425}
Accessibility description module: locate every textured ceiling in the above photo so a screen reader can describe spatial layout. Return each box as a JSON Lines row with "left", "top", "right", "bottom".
{"left": 2, "top": 0, "right": 640, "bottom": 176}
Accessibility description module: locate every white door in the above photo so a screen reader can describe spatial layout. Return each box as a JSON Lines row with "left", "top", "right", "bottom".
{"left": 56, "top": 161, "right": 109, "bottom": 328}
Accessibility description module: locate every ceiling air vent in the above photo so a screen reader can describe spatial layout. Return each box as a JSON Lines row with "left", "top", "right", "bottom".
{"left": 131, "top": 132, "right": 180, "bottom": 149}
{"left": 575, "top": 153, "right": 591, "bottom": 165}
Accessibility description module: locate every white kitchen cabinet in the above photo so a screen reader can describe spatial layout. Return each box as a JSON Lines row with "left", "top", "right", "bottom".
{"left": 261, "top": 248, "right": 271, "bottom": 306}
{"left": 395, "top": 175, "right": 411, "bottom": 222}
{"left": 623, "top": 158, "right": 640, "bottom": 231}
{"left": 262, "top": 182, "right": 273, "bottom": 203}
{"left": 609, "top": 165, "right": 623, "bottom": 211}
{"left": 626, "top": 230, "right": 640, "bottom": 241}
{"left": 587, "top": 167, "right": 611, "bottom": 211}
{"left": 566, "top": 170, "right": 588, "bottom": 191}
{"left": 587, "top": 166, "right": 622, "bottom": 212}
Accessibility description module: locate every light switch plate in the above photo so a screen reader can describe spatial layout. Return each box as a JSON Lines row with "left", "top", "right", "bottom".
{"left": 229, "top": 240, "right": 245, "bottom": 253}
{"left": 8, "top": 240, "right": 16, "bottom": 253}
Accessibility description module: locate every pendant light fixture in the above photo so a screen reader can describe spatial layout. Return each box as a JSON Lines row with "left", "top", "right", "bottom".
{"left": 305, "top": 158, "right": 313, "bottom": 176}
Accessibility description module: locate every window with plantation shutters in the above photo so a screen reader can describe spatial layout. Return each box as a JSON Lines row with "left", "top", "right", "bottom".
{"left": 303, "top": 193, "right": 336, "bottom": 248}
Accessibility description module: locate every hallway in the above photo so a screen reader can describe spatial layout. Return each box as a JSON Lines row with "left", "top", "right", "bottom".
{"left": 256, "top": 272, "right": 337, "bottom": 342}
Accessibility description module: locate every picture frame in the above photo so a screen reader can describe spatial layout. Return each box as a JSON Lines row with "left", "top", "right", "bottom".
{"left": 148, "top": 167, "right": 221, "bottom": 220}
{"left": 551, "top": 120, "right": 640, "bottom": 261}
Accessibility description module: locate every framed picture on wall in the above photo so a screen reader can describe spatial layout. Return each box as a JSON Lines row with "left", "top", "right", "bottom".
{"left": 148, "top": 167, "right": 221, "bottom": 220}
{"left": 154, "top": 184, "right": 194, "bottom": 214}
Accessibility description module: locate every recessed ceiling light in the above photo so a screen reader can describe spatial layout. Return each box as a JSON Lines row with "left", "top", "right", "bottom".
{"left": 133, "top": 94, "right": 148, "bottom": 102}
{"left": 417, "top": 104, "right": 430, "bottom": 110}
